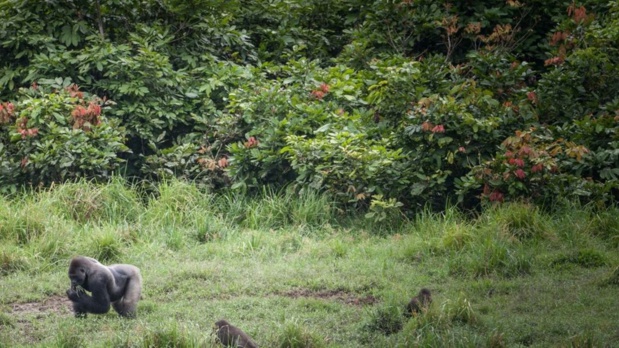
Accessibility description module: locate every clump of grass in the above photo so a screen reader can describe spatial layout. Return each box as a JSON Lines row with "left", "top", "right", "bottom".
{"left": 288, "top": 189, "right": 335, "bottom": 229}
{"left": 399, "top": 208, "right": 467, "bottom": 259}
{"left": 0, "top": 246, "right": 29, "bottom": 275}
{"left": 221, "top": 187, "right": 336, "bottom": 231}
{"left": 412, "top": 207, "right": 465, "bottom": 235}
{"left": 47, "top": 177, "right": 144, "bottom": 224}
{"left": 235, "top": 233, "right": 264, "bottom": 256}
{"left": 400, "top": 295, "right": 484, "bottom": 346}
{"left": 54, "top": 327, "right": 83, "bottom": 348}
{"left": 137, "top": 300, "right": 157, "bottom": 315}
{"left": 35, "top": 231, "right": 71, "bottom": 263}
{"left": 408, "top": 295, "right": 479, "bottom": 328}
{"left": 362, "top": 303, "right": 404, "bottom": 335}
{"left": 444, "top": 294, "right": 479, "bottom": 325}
{"left": 191, "top": 214, "right": 229, "bottom": 243}
{"left": 87, "top": 228, "right": 124, "bottom": 262}
{"left": 398, "top": 235, "right": 443, "bottom": 262}
{"left": 329, "top": 238, "right": 348, "bottom": 258}
{"left": 0, "top": 312, "right": 13, "bottom": 327}
{"left": 140, "top": 324, "right": 200, "bottom": 348}
{"left": 144, "top": 179, "right": 208, "bottom": 228}
{"left": 165, "top": 227, "right": 187, "bottom": 251}
{"left": 590, "top": 209, "right": 619, "bottom": 247}
{"left": 449, "top": 240, "right": 531, "bottom": 278}
{"left": 486, "top": 330, "right": 507, "bottom": 348}
{"left": 564, "top": 331, "right": 603, "bottom": 348}
{"left": 242, "top": 187, "right": 291, "bottom": 230}
{"left": 276, "top": 320, "right": 326, "bottom": 348}
{"left": 0, "top": 199, "right": 48, "bottom": 243}
{"left": 441, "top": 222, "right": 473, "bottom": 251}
{"left": 213, "top": 192, "right": 248, "bottom": 225}
{"left": 486, "top": 202, "right": 551, "bottom": 240}
{"left": 599, "top": 265, "right": 619, "bottom": 287}
{"left": 278, "top": 233, "right": 303, "bottom": 254}
{"left": 551, "top": 248, "right": 608, "bottom": 269}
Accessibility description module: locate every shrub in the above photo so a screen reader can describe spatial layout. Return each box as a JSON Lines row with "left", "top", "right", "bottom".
{"left": 461, "top": 127, "right": 596, "bottom": 205}
{"left": 0, "top": 85, "right": 127, "bottom": 191}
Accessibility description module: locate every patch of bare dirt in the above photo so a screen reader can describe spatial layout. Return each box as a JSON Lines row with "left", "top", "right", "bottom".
{"left": 10, "top": 294, "right": 72, "bottom": 316}
{"left": 3, "top": 295, "right": 72, "bottom": 345}
{"left": 281, "top": 288, "right": 378, "bottom": 306}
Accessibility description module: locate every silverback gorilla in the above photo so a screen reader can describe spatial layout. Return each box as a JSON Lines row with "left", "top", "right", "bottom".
{"left": 66, "top": 256, "right": 142, "bottom": 318}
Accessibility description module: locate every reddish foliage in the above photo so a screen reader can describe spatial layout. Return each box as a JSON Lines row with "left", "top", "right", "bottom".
{"left": 71, "top": 101, "right": 102, "bottom": 131}
{"left": 531, "top": 163, "right": 544, "bottom": 173}
{"left": 421, "top": 121, "right": 434, "bottom": 132}
{"left": 311, "top": 90, "right": 325, "bottom": 100}
{"left": 544, "top": 56, "right": 565, "bottom": 66}
{"left": 431, "top": 124, "right": 445, "bottom": 133}
{"left": 311, "top": 83, "right": 330, "bottom": 100}
{"left": 218, "top": 157, "right": 229, "bottom": 168}
{"left": 244, "top": 136, "right": 259, "bottom": 148}
{"left": 488, "top": 190, "right": 504, "bottom": 202}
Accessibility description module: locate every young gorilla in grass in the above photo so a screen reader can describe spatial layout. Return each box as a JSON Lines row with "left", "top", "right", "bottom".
{"left": 405, "top": 288, "right": 432, "bottom": 317}
{"left": 214, "top": 319, "right": 259, "bottom": 348}
{"left": 66, "top": 256, "right": 142, "bottom": 318}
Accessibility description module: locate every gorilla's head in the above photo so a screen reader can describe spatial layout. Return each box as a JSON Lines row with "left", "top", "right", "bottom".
{"left": 68, "top": 257, "right": 89, "bottom": 288}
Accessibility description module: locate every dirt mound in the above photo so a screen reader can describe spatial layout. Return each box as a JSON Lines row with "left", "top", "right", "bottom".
{"left": 281, "top": 288, "right": 378, "bottom": 306}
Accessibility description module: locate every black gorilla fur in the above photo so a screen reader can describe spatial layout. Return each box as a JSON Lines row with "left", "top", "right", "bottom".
{"left": 66, "top": 256, "right": 142, "bottom": 318}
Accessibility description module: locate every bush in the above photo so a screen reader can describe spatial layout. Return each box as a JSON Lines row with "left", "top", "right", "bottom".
{"left": 0, "top": 85, "right": 127, "bottom": 191}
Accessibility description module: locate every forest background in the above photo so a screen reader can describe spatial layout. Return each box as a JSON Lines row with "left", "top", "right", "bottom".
{"left": 1, "top": 0, "right": 618, "bottom": 213}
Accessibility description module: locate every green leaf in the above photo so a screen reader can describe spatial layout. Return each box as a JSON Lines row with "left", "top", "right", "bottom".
{"left": 437, "top": 136, "right": 453, "bottom": 147}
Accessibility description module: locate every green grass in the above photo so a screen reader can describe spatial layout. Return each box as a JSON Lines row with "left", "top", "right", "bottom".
{"left": 0, "top": 179, "right": 618, "bottom": 347}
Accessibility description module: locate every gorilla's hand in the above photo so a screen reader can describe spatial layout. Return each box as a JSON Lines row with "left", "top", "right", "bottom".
{"left": 67, "top": 288, "right": 80, "bottom": 301}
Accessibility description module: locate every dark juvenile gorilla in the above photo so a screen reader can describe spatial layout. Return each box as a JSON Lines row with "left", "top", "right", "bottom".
{"left": 214, "top": 319, "right": 259, "bottom": 348}
{"left": 405, "top": 288, "right": 432, "bottom": 317}
{"left": 66, "top": 256, "right": 142, "bottom": 318}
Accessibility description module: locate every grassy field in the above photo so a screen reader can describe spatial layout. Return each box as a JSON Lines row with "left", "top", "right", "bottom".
{"left": 0, "top": 179, "right": 618, "bottom": 347}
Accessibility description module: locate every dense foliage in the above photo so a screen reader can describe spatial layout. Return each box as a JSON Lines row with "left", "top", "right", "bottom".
{"left": 1, "top": 0, "right": 618, "bottom": 212}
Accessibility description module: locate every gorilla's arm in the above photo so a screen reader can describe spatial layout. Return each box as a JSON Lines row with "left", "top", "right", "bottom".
{"left": 67, "top": 273, "right": 112, "bottom": 314}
